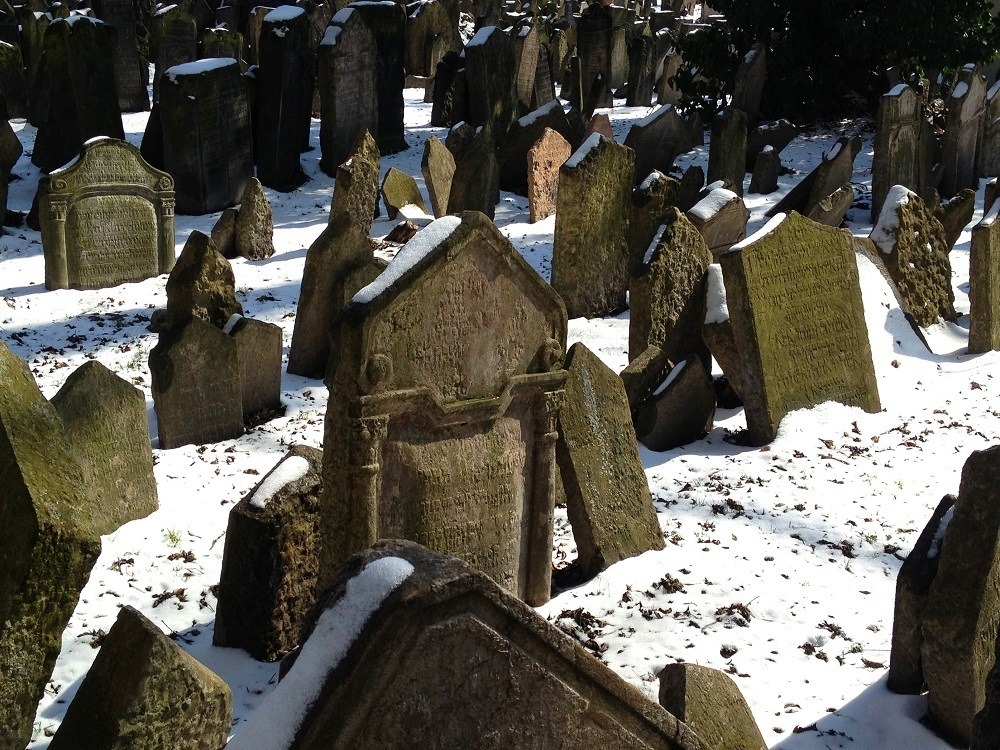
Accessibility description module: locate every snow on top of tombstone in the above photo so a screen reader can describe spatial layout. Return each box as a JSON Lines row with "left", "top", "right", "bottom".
{"left": 688, "top": 188, "right": 738, "bottom": 221}
{"left": 165, "top": 57, "right": 239, "bottom": 81}
{"left": 154, "top": 4, "right": 178, "bottom": 15}
{"left": 50, "top": 152, "right": 84, "bottom": 175}
{"left": 870, "top": 185, "right": 914, "bottom": 254}
{"left": 265, "top": 4, "right": 304, "bottom": 25}
{"left": 927, "top": 506, "right": 955, "bottom": 559}
{"left": 450, "top": 120, "right": 467, "bottom": 132}
{"left": 729, "top": 211, "right": 785, "bottom": 252}
{"left": 824, "top": 140, "right": 842, "bottom": 161}
{"left": 226, "top": 555, "right": 415, "bottom": 750}
{"left": 952, "top": 81, "right": 969, "bottom": 99}
{"left": 642, "top": 228, "right": 664, "bottom": 266}
{"left": 887, "top": 83, "right": 908, "bottom": 97}
{"left": 653, "top": 360, "right": 686, "bottom": 396}
{"left": 988, "top": 79, "right": 1000, "bottom": 101}
{"left": 396, "top": 204, "right": 434, "bottom": 225}
{"left": 350, "top": 1, "right": 397, "bottom": 5}
{"left": 248, "top": 455, "right": 311, "bottom": 510}
{"left": 639, "top": 171, "right": 665, "bottom": 191}
{"left": 564, "top": 132, "right": 604, "bottom": 169}
{"left": 352, "top": 215, "right": 463, "bottom": 305}
{"left": 704, "top": 179, "right": 727, "bottom": 192}
{"left": 61, "top": 13, "right": 103, "bottom": 25}
{"left": 518, "top": 25, "right": 531, "bottom": 37}
{"left": 983, "top": 197, "right": 1000, "bottom": 227}
{"left": 467, "top": 25, "right": 497, "bottom": 46}
{"left": 223, "top": 313, "right": 244, "bottom": 335}
{"left": 761, "top": 144, "right": 774, "bottom": 153}
{"left": 636, "top": 104, "right": 672, "bottom": 128}
{"left": 517, "top": 99, "right": 562, "bottom": 128}
{"left": 704, "top": 263, "right": 729, "bottom": 324}
{"left": 321, "top": 23, "right": 343, "bottom": 45}
{"left": 743, "top": 46, "right": 757, "bottom": 63}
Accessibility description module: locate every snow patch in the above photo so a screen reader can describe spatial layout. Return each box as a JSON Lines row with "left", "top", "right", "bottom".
{"left": 222, "top": 314, "right": 244, "bottom": 335}
{"left": 704, "top": 264, "right": 728, "bottom": 324}
{"left": 467, "top": 25, "right": 497, "bottom": 47}
{"left": 688, "top": 188, "right": 738, "bottom": 221}
{"left": 636, "top": 104, "right": 672, "bottom": 128}
{"left": 928, "top": 506, "right": 955, "bottom": 559}
{"left": 871, "top": 185, "right": 914, "bottom": 255}
{"left": 517, "top": 99, "right": 561, "bottom": 128}
{"left": 653, "top": 360, "right": 686, "bottom": 396}
{"left": 642, "top": 229, "right": 664, "bottom": 266}
{"left": 887, "top": 83, "right": 908, "bottom": 97}
{"left": 264, "top": 3, "right": 305, "bottom": 20}
{"left": 952, "top": 81, "right": 969, "bottom": 99}
{"left": 248, "top": 455, "right": 311, "bottom": 510}
{"left": 729, "top": 212, "right": 785, "bottom": 252}
{"left": 564, "top": 132, "right": 604, "bottom": 169}
{"left": 165, "top": 57, "right": 238, "bottom": 82}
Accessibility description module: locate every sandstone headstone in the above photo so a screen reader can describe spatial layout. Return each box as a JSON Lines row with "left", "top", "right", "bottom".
{"left": 686, "top": 188, "right": 749, "bottom": 257}
{"left": 941, "top": 65, "right": 986, "bottom": 198}
{"left": 92, "top": 0, "right": 149, "bottom": 112}
{"left": 552, "top": 133, "right": 636, "bottom": 318}
{"left": 748, "top": 145, "right": 779, "bottom": 194}
{"left": 707, "top": 107, "right": 747, "bottom": 196}
{"left": 527, "top": 127, "right": 571, "bottom": 223}
{"left": 498, "top": 99, "right": 574, "bottom": 196}
{"left": 980, "top": 80, "right": 1000, "bottom": 179}
{"left": 583, "top": 112, "right": 615, "bottom": 141}
{"left": 935, "top": 188, "right": 976, "bottom": 251}
{"left": 731, "top": 41, "right": 766, "bottom": 128}
{"left": 165, "top": 230, "right": 243, "bottom": 329}
{"left": 211, "top": 207, "right": 239, "bottom": 258}
{"left": 350, "top": 0, "right": 407, "bottom": 154}
{"left": 234, "top": 178, "right": 275, "bottom": 260}
{"left": 47, "top": 605, "right": 232, "bottom": 750}
{"left": 624, "top": 104, "right": 693, "bottom": 185}
{"left": 421, "top": 136, "right": 455, "bottom": 218}
{"left": 576, "top": 2, "right": 613, "bottom": 109}
{"left": 872, "top": 84, "right": 933, "bottom": 222}
{"left": 557, "top": 342, "right": 664, "bottom": 576}
{"left": 744, "top": 118, "right": 797, "bottom": 171}
{"left": 227, "top": 315, "right": 283, "bottom": 422}
{"left": 677, "top": 164, "right": 705, "bottom": 212}
{"left": 447, "top": 123, "right": 500, "bottom": 219}
{"left": 406, "top": 0, "right": 458, "bottom": 78}
{"left": 330, "top": 128, "right": 380, "bottom": 233}
{"left": 633, "top": 356, "right": 715, "bottom": 450}
{"left": 805, "top": 183, "right": 854, "bottom": 227}
{"left": 150, "top": 5, "right": 197, "bottom": 101}
{"left": 625, "top": 29, "right": 656, "bottom": 107}
{"left": 970, "top": 201, "right": 1000, "bottom": 353}
{"left": 721, "top": 211, "right": 880, "bottom": 444}
{"left": 381, "top": 167, "right": 428, "bottom": 219}
{"left": 767, "top": 136, "right": 859, "bottom": 219}
{"left": 321, "top": 213, "right": 568, "bottom": 605}
{"left": 465, "top": 25, "right": 517, "bottom": 137}
{"left": 199, "top": 25, "right": 245, "bottom": 64}
{"left": 619, "top": 343, "right": 673, "bottom": 412}
{"left": 628, "top": 170, "right": 681, "bottom": 268}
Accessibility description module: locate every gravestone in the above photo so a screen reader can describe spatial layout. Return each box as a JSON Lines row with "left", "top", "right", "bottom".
{"left": 707, "top": 107, "right": 747, "bottom": 196}
{"left": 980, "top": 80, "right": 1000, "bottom": 178}
{"left": 557, "top": 342, "right": 664, "bottom": 577}
{"left": 211, "top": 207, "right": 239, "bottom": 258}
{"left": 872, "top": 84, "right": 933, "bottom": 222}
{"left": 527, "top": 127, "right": 571, "bottom": 223}
{"left": 227, "top": 315, "right": 283, "bottom": 422}
{"left": 976, "top": 636, "right": 1000, "bottom": 748}
{"left": 92, "top": 0, "right": 149, "bottom": 111}
{"left": 247, "top": 5, "right": 275, "bottom": 65}
{"left": 551, "top": 133, "right": 636, "bottom": 318}
{"left": 199, "top": 25, "right": 245, "bottom": 64}
{"left": 318, "top": 7, "right": 378, "bottom": 175}
{"left": 51, "top": 360, "right": 158, "bottom": 537}
{"left": 165, "top": 230, "right": 243, "bottom": 329}
{"left": 619, "top": 344, "right": 673, "bottom": 412}
{"left": 731, "top": 41, "right": 766, "bottom": 127}
{"left": 748, "top": 145, "right": 779, "bottom": 194}
{"left": 430, "top": 50, "right": 468, "bottom": 128}
{"left": 150, "top": 315, "right": 245, "bottom": 449}
{"left": 629, "top": 170, "right": 681, "bottom": 268}
{"left": 448, "top": 124, "right": 500, "bottom": 218}
{"left": 576, "top": 2, "right": 613, "bottom": 108}
{"left": 215, "top": 445, "right": 324, "bottom": 661}
{"left": 686, "top": 188, "right": 749, "bottom": 257}
{"left": 406, "top": 0, "right": 458, "bottom": 78}
{"left": 583, "top": 112, "right": 615, "bottom": 141}
{"left": 228, "top": 541, "right": 703, "bottom": 750}
{"left": 0, "top": 98, "right": 22, "bottom": 175}
{"left": 623, "top": 104, "right": 693, "bottom": 185}
{"left": 321, "top": 213, "right": 568, "bottom": 605}
{"left": 766, "top": 136, "right": 859, "bottom": 219}
{"left": 513, "top": 20, "right": 553, "bottom": 111}
{"left": 16, "top": 7, "right": 47, "bottom": 105}
{"left": 0, "top": 40, "right": 25, "bottom": 118}
{"left": 151, "top": 5, "right": 197, "bottom": 101}
{"left": 47, "top": 606, "right": 232, "bottom": 750}
{"left": 720, "top": 211, "right": 880, "bottom": 444}
{"left": 923, "top": 445, "right": 1000, "bottom": 745}
{"left": 629, "top": 208, "right": 712, "bottom": 365}
{"left": 625, "top": 29, "right": 655, "bottom": 107}
{"left": 0, "top": 341, "right": 101, "bottom": 750}
{"left": 381, "top": 167, "right": 428, "bottom": 219}
{"left": 39, "top": 137, "right": 175, "bottom": 291}
{"left": 806, "top": 184, "right": 854, "bottom": 227}
{"left": 498, "top": 99, "right": 574, "bottom": 196}
{"left": 970, "top": 200, "right": 1000, "bottom": 353}
{"left": 464, "top": 25, "right": 517, "bottom": 137}
{"left": 330, "top": 128, "right": 380, "bottom": 233}
{"left": 941, "top": 65, "right": 986, "bottom": 198}
{"left": 350, "top": 0, "right": 407, "bottom": 154}
{"left": 745, "top": 118, "right": 797, "bottom": 171}
{"left": 157, "top": 57, "right": 253, "bottom": 214}
{"left": 634, "top": 356, "right": 716, "bottom": 451}
{"left": 935, "top": 189, "right": 976, "bottom": 250}
{"left": 421, "top": 136, "right": 455, "bottom": 218}
{"left": 234, "top": 178, "right": 275, "bottom": 260}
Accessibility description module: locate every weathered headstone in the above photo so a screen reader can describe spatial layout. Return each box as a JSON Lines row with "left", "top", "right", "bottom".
{"left": 215, "top": 445, "right": 324, "bottom": 661}
{"left": 623, "top": 104, "right": 693, "bottom": 185}
{"left": 527, "top": 127, "right": 571, "bottom": 223}
{"left": 234, "top": 178, "right": 275, "bottom": 260}
{"left": 381, "top": 167, "right": 428, "bottom": 219}
{"left": 625, "top": 28, "right": 656, "bottom": 107}
{"left": 767, "top": 136, "right": 859, "bottom": 219}
{"left": 150, "top": 5, "right": 197, "bottom": 101}
{"left": 872, "top": 84, "right": 933, "bottom": 222}
{"left": 0, "top": 104, "right": 22, "bottom": 175}
{"left": 628, "top": 170, "right": 681, "bottom": 268}
{"left": 227, "top": 315, "right": 283, "bottom": 422}
{"left": 321, "top": 213, "right": 568, "bottom": 605}
{"left": 633, "top": 356, "right": 716, "bottom": 451}
{"left": 47, "top": 606, "right": 232, "bottom": 750}
{"left": 551, "top": 133, "right": 636, "bottom": 318}
{"left": 975, "top": 634, "right": 1000, "bottom": 748}
{"left": 199, "top": 25, "right": 245, "bottom": 64}
{"left": 211, "top": 207, "right": 239, "bottom": 258}
{"left": 406, "top": 0, "right": 458, "bottom": 77}
{"left": 576, "top": 2, "right": 613, "bottom": 109}
{"left": 39, "top": 137, "right": 175, "bottom": 291}
{"left": 421, "top": 136, "right": 455, "bottom": 218}
{"left": 465, "top": 25, "right": 518, "bottom": 137}
{"left": 707, "top": 107, "right": 747, "bottom": 196}
{"left": 330, "top": 128, "right": 380, "bottom": 232}
{"left": 806, "top": 183, "right": 854, "bottom": 227}
{"left": 731, "top": 41, "right": 766, "bottom": 128}
{"left": 447, "top": 123, "right": 500, "bottom": 218}
{"left": 744, "top": 119, "right": 797, "bottom": 171}
{"left": 686, "top": 187, "right": 749, "bottom": 257}
{"left": 748, "top": 145, "right": 779, "bottom": 194}
{"left": 350, "top": 0, "right": 407, "bottom": 154}
{"left": 941, "top": 65, "right": 986, "bottom": 198}
{"left": 935, "top": 188, "right": 976, "bottom": 251}
{"left": 498, "top": 99, "right": 574, "bottom": 196}
{"left": 92, "top": 0, "right": 149, "bottom": 111}
{"left": 430, "top": 50, "right": 468, "bottom": 128}
{"left": 165, "top": 230, "right": 243, "bottom": 329}
{"left": 980, "top": 80, "right": 1000, "bottom": 179}
{"left": 970, "top": 200, "right": 1000, "bottom": 353}
{"left": 619, "top": 344, "right": 673, "bottom": 411}
{"left": 720, "top": 211, "right": 880, "bottom": 444}
{"left": 583, "top": 112, "right": 615, "bottom": 141}
{"left": 0, "top": 40, "right": 26, "bottom": 119}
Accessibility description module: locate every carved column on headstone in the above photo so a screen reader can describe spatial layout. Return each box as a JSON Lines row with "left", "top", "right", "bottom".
{"left": 159, "top": 186, "right": 176, "bottom": 274}
{"left": 45, "top": 200, "right": 69, "bottom": 290}
{"left": 346, "top": 413, "right": 389, "bottom": 555}
{"left": 526, "top": 388, "right": 563, "bottom": 605}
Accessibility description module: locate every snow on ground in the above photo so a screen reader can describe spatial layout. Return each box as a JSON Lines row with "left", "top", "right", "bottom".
{"left": 4, "top": 93, "right": 996, "bottom": 749}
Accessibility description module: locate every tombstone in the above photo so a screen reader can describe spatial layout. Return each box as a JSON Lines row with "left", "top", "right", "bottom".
{"left": 16, "top": 7, "right": 47, "bottom": 107}
{"left": 228, "top": 541, "right": 703, "bottom": 750}
{"left": 227, "top": 315, "right": 283, "bottom": 422}
{"left": 51, "top": 360, "right": 158, "bottom": 537}
{"left": 234, "top": 178, "right": 275, "bottom": 260}
{"left": 321, "top": 213, "right": 568, "bottom": 605}
{"left": 655, "top": 48, "right": 682, "bottom": 105}
{"left": 576, "top": 3, "right": 613, "bottom": 108}
{"left": 888, "top": 495, "right": 956, "bottom": 695}
{"left": 748, "top": 145, "right": 779, "bottom": 194}
{"left": 513, "top": 21, "right": 553, "bottom": 111}
{"left": 707, "top": 107, "right": 747, "bottom": 196}
{"left": 934, "top": 188, "right": 976, "bottom": 251}
{"left": 941, "top": 66, "right": 986, "bottom": 198}
{"left": 0, "top": 99, "right": 18, "bottom": 176}
{"left": 31, "top": 16, "right": 126, "bottom": 174}
{"left": 150, "top": 5, "right": 197, "bottom": 101}
{"left": 677, "top": 164, "right": 704, "bottom": 211}
{"left": 381, "top": 167, "right": 428, "bottom": 219}
{"left": 557, "top": 342, "right": 664, "bottom": 576}
{"left": 350, "top": 0, "right": 407, "bottom": 154}
{"left": 744, "top": 118, "right": 797, "bottom": 171}
{"left": 981, "top": 80, "right": 1000, "bottom": 179}
{"left": 658, "top": 663, "right": 768, "bottom": 750}
{"left": 977, "top": 652, "right": 1000, "bottom": 749}
{"left": 619, "top": 343, "right": 673, "bottom": 411}
{"left": 527, "top": 127, "right": 571, "bottom": 223}
{"left": 318, "top": 7, "right": 379, "bottom": 175}
{"left": 211, "top": 207, "right": 239, "bottom": 258}
{"left": 869, "top": 186, "right": 956, "bottom": 328}
{"left": 465, "top": 26, "right": 518, "bottom": 138}
{"left": 200, "top": 26, "right": 245, "bottom": 65}
{"left": 552, "top": 133, "right": 635, "bottom": 318}
{"left": 150, "top": 315, "right": 245, "bottom": 448}
{"left": 421, "top": 136, "right": 456, "bottom": 218}
{"left": 0, "top": 40, "right": 25, "bottom": 118}
{"left": 165, "top": 230, "right": 243, "bottom": 329}
{"left": 686, "top": 188, "right": 749, "bottom": 257}
{"left": 288, "top": 214, "right": 380, "bottom": 378}
{"left": 330, "top": 128, "right": 380, "bottom": 233}
{"left": 498, "top": 99, "right": 574, "bottom": 195}
{"left": 36, "top": 140, "right": 170, "bottom": 293}
{"left": 47, "top": 606, "right": 232, "bottom": 750}
{"left": 447, "top": 124, "right": 500, "bottom": 218}
{"left": 628, "top": 170, "right": 680, "bottom": 266}
{"left": 430, "top": 50, "right": 468, "bottom": 128}
{"left": 247, "top": 5, "right": 275, "bottom": 65}
{"left": 871, "top": 84, "right": 933, "bottom": 222}
{"left": 720, "top": 212, "right": 880, "bottom": 444}
{"left": 766, "top": 136, "right": 859, "bottom": 219}
{"left": 805, "top": 183, "right": 853, "bottom": 227}
{"left": 923, "top": 445, "right": 1000, "bottom": 745}
{"left": 406, "top": 0, "right": 458, "bottom": 77}
{"left": 623, "top": 104, "right": 693, "bottom": 185}
{"left": 583, "top": 112, "right": 615, "bottom": 141}
{"left": 633, "top": 356, "right": 715, "bottom": 450}
{"left": 256, "top": 6, "right": 310, "bottom": 191}
{"left": 92, "top": 0, "right": 150, "bottom": 111}
{"left": 731, "top": 41, "right": 766, "bottom": 127}
{"left": 971, "top": 201, "right": 1000, "bottom": 353}
{"left": 625, "top": 29, "right": 655, "bottom": 107}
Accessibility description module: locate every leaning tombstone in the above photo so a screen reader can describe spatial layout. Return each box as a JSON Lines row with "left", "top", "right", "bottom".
{"left": 970, "top": 200, "right": 1000, "bottom": 353}
{"left": 0, "top": 340, "right": 101, "bottom": 750}
{"left": 686, "top": 187, "right": 749, "bottom": 257}
{"left": 940, "top": 65, "right": 986, "bottom": 198}
{"left": 92, "top": 0, "right": 150, "bottom": 111}
{"left": 731, "top": 41, "right": 766, "bottom": 127}
{"left": 150, "top": 4, "right": 197, "bottom": 101}
{"left": 745, "top": 118, "right": 798, "bottom": 171}
{"left": 38, "top": 137, "right": 175, "bottom": 290}
{"left": 0, "top": 40, "right": 27, "bottom": 118}
{"left": 805, "top": 184, "right": 854, "bottom": 227}
{"left": 447, "top": 123, "right": 500, "bottom": 218}
{"left": 330, "top": 128, "right": 380, "bottom": 232}
{"left": 226, "top": 540, "right": 703, "bottom": 750}
{"left": 527, "top": 127, "right": 571, "bottom": 223}
{"left": 871, "top": 84, "right": 933, "bottom": 222}
{"left": 625, "top": 28, "right": 656, "bottom": 107}
{"left": 227, "top": 315, "right": 283, "bottom": 422}
{"left": 321, "top": 213, "right": 568, "bottom": 605}
{"left": 935, "top": 188, "right": 976, "bottom": 250}
{"left": 980, "top": 80, "right": 1000, "bottom": 179}
{"left": 211, "top": 207, "right": 239, "bottom": 258}
{"left": 51, "top": 360, "right": 158, "bottom": 537}
{"left": 720, "top": 211, "right": 880, "bottom": 444}
{"left": 421, "top": 136, "right": 455, "bottom": 218}
{"left": 165, "top": 230, "right": 243, "bottom": 329}
{"left": 430, "top": 50, "right": 467, "bottom": 128}
{"left": 628, "top": 170, "right": 681, "bottom": 268}
{"left": 214, "top": 446, "right": 324, "bottom": 661}
{"left": 381, "top": 167, "right": 428, "bottom": 219}
{"left": 234, "top": 178, "right": 275, "bottom": 260}
{"left": 498, "top": 99, "right": 574, "bottom": 196}
{"left": 557, "top": 342, "right": 664, "bottom": 577}
{"left": 551, "top": 133, "right": 636, "bottom": 318}
{"left": 619, "top": 344, "right": 673, "bottom": 412}
{"left": 623, "top": 104, "right": 693, "bottom": 185}
{"left": 350, "top": 0, "right": 407, "bottom": 154}
{"left": 707, "top": 107, "right": 747, "bottom": 196}
{"left": 702, "top": 263, "right": 742, "bottom": 400}
{"left": 47, "top": 606, "right": 232, "bottom": 750}
{"left": 766, "top": 136, "right": 859, "bottom": 219}
{"left": 633, "top": 356, "right": 716, "bottom": 451}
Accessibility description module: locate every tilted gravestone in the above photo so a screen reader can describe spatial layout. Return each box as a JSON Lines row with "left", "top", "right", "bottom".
{"left": 498, "top": 99, "right": 574, "bottom": 196}
{"left": 941, "top": 65, "right": 986, "bottom": 198}
{"left": 321, "top": 213, "right": 568, "bottom": 605}
{"left": 629, "top": 170, "right": 681, "bottom": 269}
{"left": 576, "top": 2, "right": 613, "bottom": 109}
{"left": 731, "top": 41, "right": 766, "bottom": 128}
{"left": 707, "top": 107, "right": 747, "bottom": 196}
{"left": 767, "top": 136, "right": 859, "bottom": 220}
{"left": 350, "top": 0, "right": 407, "bottom": 154}
{"left": 557, "top": 342, "right": 664, "bottom": 576}
{"left": 871, "top": 84, "right": 933, "bottom": 222}
{"left": 0, "top": 340, "right": 101, "bottom": 750}
{"left": 447, "top": 123, "right": 500, "bottom": 219}
{"left": 39, "top": 137, "right": 175, "bottom": 290}
{"left": 330, "top": 127, "right": 380, "bottom": 232}
{"left": 935, "top": 188, "right": 976, "bottom": 251}
{"left": 211, "top": 207, "right": 239, "bottom": 258}
{"left": 47, "top": 606, "right": 232, "bottom": 750}
{"left": 421, "top": 136, "right": 455, "bottom": 218}
{"left": 623, "top": 104, "right": 693, "bottom": 185}
{"left": 227, "top": 540, "right": 704, "bottom": 750}
{"left": 551, "top": 133, "right": 636, "bottom": 318}
{"left": 633, "top": 356, "right": 717, "bottom": 451}
{"left": 625, "top": 29, "right": 656, "bottom": 108}
{"left": 980, "top": 80, "right": 1000, "bottom": 179}
{"left": 215, "top": 445, "right": 324, "bottom": 661}
{"left": 381, "top": 167, "right": 428, "bottom": 219}
{"left": 92, "top": 0, "right": 150, "bottom": 112}
{"left": 227, "top": 315, "right": 283, "bottom": 422}
{"left": 156, "top": 57, "right": 253, "bottom": 214}
{"left": 51, "top": 360, "right": 158, "bottom": 537}
{"left": 922, "top": 445, "right": 1000, "bottom": 745}
{"left": 150, "top": 315, "right": 245, "bottom": 449}
{"left": 234, "top": 178, "right": 275, "bottom": 260}
{"left": 150, "top": 4, "right": 197, "bottom": 101}
{"left": 464, "top": 25, "right": 518, "bottom": 138}
{"left": 970, "top": 200, "right": 1000, "bottom": 353}
{"left": 430, "top": 50, "right": 468, "bottom": 128}
{"left": 165, "top": 230, "right": 243, "bottom": 329}
{"left": 745, "top": 118, "right": 797, "bottom": 171}
{"left": 720, "top": 211, "right": 880, "bottom": 444}
{"left": 527, "top": 127, "right": 571, "bottom": 223}
{"left": 406, "top": 0, "right": 459, "bottom": 78}
{"left": 318, "top": 7, "right": 379, "bottom": 175}
{"left": 686, "top": 187, "right": 749, "bottom": 257}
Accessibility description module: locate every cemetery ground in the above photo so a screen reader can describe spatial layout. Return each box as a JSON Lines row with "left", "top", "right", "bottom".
{"left": 3, "top": 90, "right": 995, "bottom": 749}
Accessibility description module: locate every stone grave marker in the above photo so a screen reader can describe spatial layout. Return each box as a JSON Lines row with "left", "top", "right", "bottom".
{"left": 745, "top": 118, "right": 797, "bottom": 170}
{"left": 749, "top": 145, "right": 779, "bottom": 194}
{"left": 633, "top": 356, "right": 716, "bottom": 451}
{"left": 199, "top": 25, "right": 245, "bottom": 64}
{"left": 0, "top": 100, "right": 22, "bottom": 175}
{"left": 38, "top": 137, "right": 175, "bottom": 291}
{"left": 321, "top": 213, "right": 568, "bottom": 605}
{"left": 234, "top": 178, "right": 275, "bottom": 260}
{"left": 247, "top": 5, "right": 275, "bottom": 65}
{"left": 872, "top": 84, "right": 933, "bottom": 222}
{"left": 16, "top": 7, "right": 47, "bottom": 104}
{"left": 330, "top": 128, "right": 380, "bottom": 232}
{"left": 941, "top": 65, "right": 986, "bottom": 197}
{"left": 381, "top": 167, "right": 428, "bottom": 219}
{"left": 406, "top": 0, "right": 458, "bottom": 78}
{"left": 935, "top": 188, "right": 976, "bottom": 250}
{"left": 623, "top": 104, "right": 693, "bottom": 185}
{"left": 766, "top": 136, "right": 858, "bottom": 220}
{"left": 975, "top": 636, "right": 1000, "bottom": 748}
{"left": 628, "top": 170, "right": 681, "bottom": 268}
{"left": 498, "top": 99, "right": 574, "bottom": 196}
{"left": 619, "top": 344, "right": 673, "bottom": 412}
{"left": 686, "top": 187, "right": 749, "bottom": 257}
{"left": 92, "top": 0, "right": 149, "bottom": 111}
{"left": 447, "top": 123, "right": 500, "bottom": 218}
{"left": 214, "top": 445, "right": 324, "bottom": 661}
{"left": 731, "top": 41, "right": 766, "bottom": 127}
{"left": 576, "top": 2, "right": 613, "bottom": 109}
{"left": 970, "top": 200, "right": 1000, "bottom": 353}
{"left": 465, "top": 25, "right": 517, "bottom": 137}
{"left": 0, "top": 40, "right": 25, "bottom": 119}
{"left": 227, "top": 315, "right": 283, "bottom": 422}
{"left": 551, "top": 133, "right": 635, "bottom": 318}
{"left": 350, "top": 0, "right": 407, "bottom": 154}
{"left": 165, "top": 230, "right": 243, "bottom": 329}
{"left": 806, "top": 183, "right": 853, "bottom": 227}
{"left": 720, "top": 211, "right": 880, "bottom": 444}
{"left": 625, "top": 29, "right": 656, "bottom": 107}
{"left": 430, "top": 50, "right": 467, "bottom": 128}
{"left": 151, "top": 4, "right": 197, "bottom": 101}
{"left": 583, "top": 112, "right": 615, "bottom": 141}
{"left": 708, "top": 107, "right": 747, "bottom": 196}
{"left": 980, "top": 80, "right": 1000, "bottom": 178}
{"left": 211, "top": 207, "right": 239, "bottom": 258}
{"left": 421, "top": 136, "right": 455, "bottom": 218}
{"left": 557, "top": 342, "right": 664, "bottom": 576}
{"left": 527, "top": 127, "right": 571, "bottom": 223}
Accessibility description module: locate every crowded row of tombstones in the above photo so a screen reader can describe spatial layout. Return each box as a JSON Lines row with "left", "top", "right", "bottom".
{"left": 3, "top": 0, "right": 1000, "bottom": 746}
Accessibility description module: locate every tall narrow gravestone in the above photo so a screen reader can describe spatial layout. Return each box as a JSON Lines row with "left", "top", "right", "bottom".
{"left": 322, "top": 213, "right": 568, "bottom": 606}
{"left": 464, "top": 25, "right": 517, "bottom": 137}
{"left": 720, "top": 212, "right": 880, "bottom": 445}
{"left": 871, "top": 84, "right": 932, "bottom": 222}
{"left": 970, "top": 200, "right": 1000, "bottom": 353}
{"left": 92, "top": 0, "right": 150, "bottom": 112}
{"left": 38, "top": 137, "right": 175, "bottom": 290}
{"left": 941, "top": 66, "right": 986, "bottom": 198}
{"left": 150, "top": 4, "right": 197, "bottom": 101}
{"left": 350, "top": 0, "right": 407, "bottom": 154}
